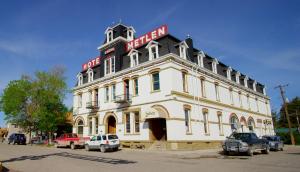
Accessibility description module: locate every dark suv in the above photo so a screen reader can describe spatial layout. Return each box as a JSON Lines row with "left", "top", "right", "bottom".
{"left": 222, "top": 132, "right": 269, "bottom": 156}
{"left": 8, "top": 133, "right": 26, "bottom": 145}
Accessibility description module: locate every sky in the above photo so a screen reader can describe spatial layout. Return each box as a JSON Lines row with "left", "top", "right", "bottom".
{"left": 0, "top": 0, "right": 299, "bottom": 127}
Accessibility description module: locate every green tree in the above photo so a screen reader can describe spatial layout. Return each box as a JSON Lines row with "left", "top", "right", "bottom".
{"left": 278, "top": 96, "right": 300, "bottom": 128}
{"left": 0, "top": 76, "right": 36, "bottom": 142}
{"left": 32, "top": 67, "right": 68, "bottom": 143}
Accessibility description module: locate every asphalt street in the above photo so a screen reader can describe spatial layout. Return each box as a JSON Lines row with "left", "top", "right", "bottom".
{"left": 0, "top": 143, "right": 300, "bottom": 172}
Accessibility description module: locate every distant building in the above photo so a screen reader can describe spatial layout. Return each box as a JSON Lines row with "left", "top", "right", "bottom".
{"left": 72, "top": 23, "right": 274, "bottom": 150}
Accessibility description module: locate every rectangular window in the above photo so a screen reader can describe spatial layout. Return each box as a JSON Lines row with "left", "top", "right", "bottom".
{"left": 78, "top": 94, "right": 82, "bottom": 107}
{"left": 229, "top": 89, "right": 234, "bottom": 105}
{"left": 182, "top": 72, "right": 188, "bottom": 92}
{"left": 256, "top": 98, "right": 259, "bottom": 112}
{"left": 203, "top": 112, "right": 209, "bottom": 134}
{"left": 218, "top": 115, "right": 223, "bottom": 135}
{"left": 104, "top": 56, "right": 115, "bottom": 75}
{"left": 184, "top": 109, "right": 191, "bottom": 133}
{"left": 152, "top": 72, "right": 160, "bottom": 91}
{"left": 151, "top": 47, "right": 157, "bottom": 59}
{"left": 134, "top": 112, "right": 140, "bottom": 133}
{"left": 132, "top": 54, "right": 138, "bottom": 67}
{"left": 89, "top": 120, "right": 92, "bottom": 135}
{"left": 200, "top": 78, "right": 206, "bottom": 97}
{"left": 247, "top": 95, "right": 251, "bottom": 110}
{"left": 215, "top": 84, "right": 220, "bottom": 101}
{"left": 111, "top": 84, "right": 116, "bottom": 101}
{"left": 239, "top": 92, "right": 243, "bottom": 107}
{"left": 125, "top": 113, "right": 130, "bottom": 133}
{"left": 133, "top": 78, "right": 139, "bottom": 96}
{"left": 105, "top": 86, "right": 109, "bottom": 102}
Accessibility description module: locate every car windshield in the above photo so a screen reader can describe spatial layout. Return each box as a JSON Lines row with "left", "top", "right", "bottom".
{"left": 229, "top": 133, "right": 250, "bottom": 141}
{"left": 108, "top": 135, "right": 118, "bottom": 140}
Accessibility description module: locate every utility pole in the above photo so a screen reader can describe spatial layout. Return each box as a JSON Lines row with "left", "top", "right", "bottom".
{"left": 275, "top": 84, "right": 295, "bottom": 145}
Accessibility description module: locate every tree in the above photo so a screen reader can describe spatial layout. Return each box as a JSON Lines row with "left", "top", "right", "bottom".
{"left": 278, "top": 96, "right": 300, "bottom": 128}
{"left": 31, "top": 67, "right": 68, "bottom": 143}
{"left": 0, "top": 76, "right": 36, "bottom": 142}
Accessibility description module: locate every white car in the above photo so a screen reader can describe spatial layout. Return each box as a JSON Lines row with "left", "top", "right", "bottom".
{"left": 84, "top": 134, "right": 120, "bottom": 153}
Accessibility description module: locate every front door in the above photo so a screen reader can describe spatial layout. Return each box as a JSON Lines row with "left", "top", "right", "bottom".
{"left": 149, "top": 118, "right": 167, "bottom": 141}
{"left": 107, "top": 116, "right": 116, "bottom": 134}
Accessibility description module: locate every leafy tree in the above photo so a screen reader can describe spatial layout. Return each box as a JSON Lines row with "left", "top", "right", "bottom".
{"left": 0, "top": 76, "right": 36, "bottom": 142}
{"left": 31, "top": 67, "right": 68, "bottom": 143}
{"left": 278, "top": 96, "right": 300, "bottom": 128}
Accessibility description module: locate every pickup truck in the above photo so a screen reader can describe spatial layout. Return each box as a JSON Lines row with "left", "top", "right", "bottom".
{"left": 54, "top": 133, "right": 89, "bottom": 149}
{"left": 222, "top": 132, "right": 269, "bottom": 156}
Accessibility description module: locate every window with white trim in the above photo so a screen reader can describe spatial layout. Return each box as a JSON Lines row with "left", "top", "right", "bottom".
{"left": 148, "top": 44, "right": 159, "bottom": 60}
{"left": 125, "top": 113, "right": 130, "bottom": 133}
{"left": 200, "top": 78, "right": 206, "bottom": 98}
{"left": 104, "top": 56, "right": 115, "bottom": 75}
{"left": 197, "top": 51, "right": 204, "bottom": 67}
{"left": 248, "top": 118, "right": 255, "bottom": 132}
{"left": 230, "top": 115, "right": 239, "bottom": 132}
{"left": 203, "top": 111, "right": 209, "bottom": 134}
{"left": 238, "top": 92, "right": 243, "bottom": 108}
{"left": 105, "top": 86, "right": 109, "bottom": 102}
{"left": 152, "top": 72, "right": 160, "bottom": 91}
{"left": 78, "top": 93, "right": 82, "bottom": 108}
{"left": 247, "top": 94, "right": 251, "bottom": 110}
{"left": 184, "top": 108, "right": 191, "bottom": 133}
{"left": 212, "top": 58, "right": 219, "bottom": 74}
{"left": 87, "top": 68, "right": 93, "bottom": 82}
{"left": 130, "top": 52, "right": 139, "bottom": 67}
{"left": 229, "top": 88, "right": 234, "bottom": 105}
{"left": 217, "top": 113, "right": 223, "bottom": 135}
{"left": 133, "top": 78, "right": 139, "bottom": 96}
{"left": 179, "top": 43, "right": 188, "bottom": 59}
{"left": 107, "top": 30, "right": 113, "bottom": 43}
{"left": 77, "top": 73, "right": 83, "bottom": 86}
{"left": 182, "top": 71, "right": 188, "bottom": 92}
{"left": 215, "top": 83, "right": 220, "bottom": 101}
{"left": 111, "top": 84, "right": 116, "bottom": 101}
{"left": 134, "top": 112, "right": 140, "bottom": 133}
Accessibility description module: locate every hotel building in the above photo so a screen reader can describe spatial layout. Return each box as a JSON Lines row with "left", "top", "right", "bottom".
{"left": 72, "top": 23, "right": 274, "bottom": 150}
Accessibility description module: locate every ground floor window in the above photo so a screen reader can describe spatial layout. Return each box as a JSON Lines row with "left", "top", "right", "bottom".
{"left": 125, "top": 113, "right": 131, "bottom": 133}
{"left": 203, "top": 112, "right": 209, "bottom": 134}
{"left": 77, "top": 120, "right": 84, "bottom": 135}
{"left": 184, "top": 108, "right": 191, "bottom": 133}
{"left": 134, "top": 112, "right": 140, "bottom": 133}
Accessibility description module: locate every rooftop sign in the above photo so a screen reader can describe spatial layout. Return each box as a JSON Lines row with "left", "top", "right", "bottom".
{"left": 82, "top": 56, "right": 101, "bottom": 71}
{"left": 125, "top": 25, "right": 168, "bottom": 52}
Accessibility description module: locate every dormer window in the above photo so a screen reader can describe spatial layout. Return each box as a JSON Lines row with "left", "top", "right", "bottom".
{"left": 178, "top": 41, "right": 189, "bottom": 59}
{"left": 226, "top": 67, "right": 232, "bottom": 80}
{"left": 263, "top": 86, "right": 267, "bottom": 95}
{"left": 77, "top": 73, "right": 83, "bottom": 86}
{"left": 235, "top": 71, "right": 241, "bottom": 84}
{"left": 244, "top": 75, "right": 249, "bottom": 88}
{"left": 104, "top": 56, "right": 115, "bottom": 76}
{"left": 146, "top": 41, "right": 159, "bottom": 61}
{"left": 127, "top": 27, "right": 135, "bottom": 41}
{"left": 212, "top": 58, "right": 219, "bottom": 74}
{"left": 128, "top": 49, "right": 139, "bottom": 67}
{"left": 197, "top": 51, "right": 205, "bottom": 67}
{"left": 253, "top": 80, "right": 257, "bottom": 91}
{"left": 87, "top": 68, "right": 93, "bottom": 82}
{"left": 105, "top": 27, "right": 113, "bottom": 43}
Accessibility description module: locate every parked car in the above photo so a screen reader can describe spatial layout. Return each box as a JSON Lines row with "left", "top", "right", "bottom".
{"left": 262, "top": 135, "right": 284, "bottom": 151}
{"left": 53, "top": 133, "right": 89, "bottom": 149}
{"left": 8, "top": 133, "right": 26, "bottom": 145}
{"left": 222, "top": 132, "right": 269, "bottom": 156}
{"left": 84, "top": 134, "right": 120, "bottom": 153}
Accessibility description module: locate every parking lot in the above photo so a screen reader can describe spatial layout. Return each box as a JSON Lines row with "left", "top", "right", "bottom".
{"left": 0, "top": 143, "right": 300, "bottom": 172}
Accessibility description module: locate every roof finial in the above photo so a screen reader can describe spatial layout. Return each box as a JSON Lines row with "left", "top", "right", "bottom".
{"left": 187, "top": 34, "right": 191, "bottom": 38}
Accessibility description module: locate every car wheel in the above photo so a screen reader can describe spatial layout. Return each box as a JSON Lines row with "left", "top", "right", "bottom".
{"left": 70, "top": 143, "right": 75, "bottom": 150}
{"left": 262, "top": 146, "right": 270, "bottom": 154}
{"left": 247, "top": 149, "right": 253, "bottom": 156}
{"left": 223, "top": 150, "right": 229, "bottom": 155}
{"left": 113, "top": 147, "right": 119, "bottom": 151}
{"left": 100, "top": 145, "right": 106, "bottom": 153}
{"left": 280, "top": 147, "right": 284, "bottom": 151}
{"left": 85, "top": 144, "right": 90, "bottom": 151}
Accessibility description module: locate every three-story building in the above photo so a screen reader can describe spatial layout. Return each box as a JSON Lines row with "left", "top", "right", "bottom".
{"left": 72, "top": 23, "right": 274, "bottom": 150}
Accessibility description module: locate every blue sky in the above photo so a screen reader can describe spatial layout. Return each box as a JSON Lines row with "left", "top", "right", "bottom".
{"left": 0, "top": 0, "right": 299, "bottom": 127}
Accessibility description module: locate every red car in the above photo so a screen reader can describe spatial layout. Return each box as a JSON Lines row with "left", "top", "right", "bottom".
{"left": 54, "top": 133, "right": 89, "bottom": 149}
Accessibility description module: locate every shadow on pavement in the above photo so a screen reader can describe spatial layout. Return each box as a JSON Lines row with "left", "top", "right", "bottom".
{"left": 2, "top": 152, "right": 136, "bottom": 165}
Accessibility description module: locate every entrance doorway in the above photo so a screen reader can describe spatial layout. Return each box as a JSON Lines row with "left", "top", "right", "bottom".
{"left": 149, "top": 118, "right": 167, "bottom": 141}
{"left": 107, "top": 116, "right": 116, "bottom": 134}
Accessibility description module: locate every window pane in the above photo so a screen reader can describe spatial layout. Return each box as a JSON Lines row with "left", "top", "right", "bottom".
{"left": 152, "top": 73, "right": 160, "bottom": 91}
{"left": 184, "top": 109, "right": 190, "bottom": 133}
{"left": 126, "top": 113, "right": 130, "bottom": 133}
{"left": 134, "top": 112, "right": 140, "bottom": 133}
{"left": 134, "top": 79, "right": 138, "bottom": 95}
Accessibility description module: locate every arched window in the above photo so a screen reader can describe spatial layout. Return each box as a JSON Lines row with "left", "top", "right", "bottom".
{"left": 77, "top": 119, "right": 84, "bottom": 135}
{"left": 248, "top": 118, "right": 255, "bottom": 132}
{"left": 87, "top": 68, "right": 93, "bottom": 82}
{"left": 77, "top": 73, "right": 83, "bottom": 86}
{"left": 240, "top": 117, "right": 247, "bottom": 132}
{"left": 230, "top": 114, "right": 239, "bottom": 132}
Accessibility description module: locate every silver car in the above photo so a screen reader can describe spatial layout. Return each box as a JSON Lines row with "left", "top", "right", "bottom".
{"left": 262, "top": 136, "right": 284, "bottom": 151}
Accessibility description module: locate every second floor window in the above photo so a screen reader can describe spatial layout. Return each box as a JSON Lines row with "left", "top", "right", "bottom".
{"left": 203, "top": 112, "right": 209, "bottom": 134}
{"left": 152, "top": 72, "right": 160, "bottom": 91}
{"left": 200, "top": 78, "right": 206, "bottom": 97}
{"left": 130, "top": 53, "right": 139, "bottom": 67}
{"left": 104, "top": 56, "right": 115, "bottom": 75}
{"left": 215, "top": 83, "right": 220, "bottom": 101}
{"left": 111, "top": 84, "right": 116, "bottom": 101}
{"left": 133, "top": 78, "right": 139, "bottom": 96}
{"left": 182, "top": 72, "right": 188, "bottom": 92}
{"left": 78, "top": 94, "right": 82, "bottom": 108}
{"left": 105, "top": 86, "right": 109, "bottom": 102}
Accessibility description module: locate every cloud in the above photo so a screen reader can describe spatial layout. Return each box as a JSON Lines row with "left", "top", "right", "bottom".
{"left": 142, "top": 2, "right": 182, "bottom": 29}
